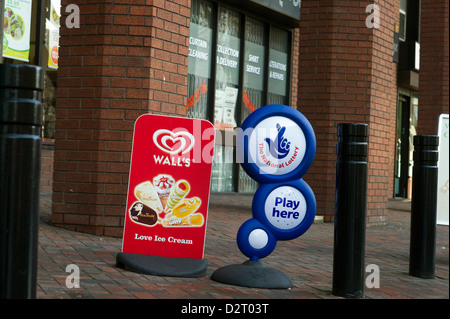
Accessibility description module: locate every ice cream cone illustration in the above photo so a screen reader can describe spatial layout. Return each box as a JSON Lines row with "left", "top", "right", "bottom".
{"left": 153, "top": 174, "right": 175, "bottom": 209}
{"left": 134, "top": 181, "right": 163, "bottom": 214}
{"left": 165, "top": 179, "right": 190, "bottom": 211}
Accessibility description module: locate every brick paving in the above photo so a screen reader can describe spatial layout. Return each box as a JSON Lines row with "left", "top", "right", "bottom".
{"left": 37, "top": 193, "right": 448, "bottom": 300}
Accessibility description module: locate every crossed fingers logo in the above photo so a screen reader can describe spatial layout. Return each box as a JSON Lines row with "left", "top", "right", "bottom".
{"left": 264, "top": 123, "right": 291, "bottom": 160}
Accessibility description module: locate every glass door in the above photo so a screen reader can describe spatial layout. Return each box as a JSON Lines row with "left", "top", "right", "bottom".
{"left": 211, "top": 7, "right": 242, "bottom": 192}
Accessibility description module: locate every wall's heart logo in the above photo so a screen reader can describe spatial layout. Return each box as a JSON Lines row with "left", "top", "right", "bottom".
{"left": 153, "top": 129, "right": 195, "bottom": 155}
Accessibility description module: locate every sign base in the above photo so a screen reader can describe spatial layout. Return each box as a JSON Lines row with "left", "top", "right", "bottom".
{"left": 116, "top": 252, "right": 207, "bottom": 278}
{"left": 211, "top": 260, "right": 293, "bottom": 289}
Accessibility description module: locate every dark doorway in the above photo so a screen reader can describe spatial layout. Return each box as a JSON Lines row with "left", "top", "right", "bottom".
{"left": 395, "top": 94, "right": 411, "bottom": 198}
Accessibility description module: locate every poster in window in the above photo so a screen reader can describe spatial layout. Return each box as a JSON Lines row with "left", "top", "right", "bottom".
{"left": 268, "top": 49, "right": 288, "bottom": 97}
{"left": 244, "top": 41, "right": 265, "bottom": 91}
{"left": 2, "top": 0, "right": 32, "bottom": 62}
{"left": 216, "top": 32, "right": 240, "bottom": 86}
{"left": 214, "top": 86, "right": 238, "bottom": 131}
{"left": 223, "top": 86, "right": 238, "bottom": 127}
{"left": 47, "top": 0, "right": 60, "bottom": 69}
{"left": 188, "top": 23, "right": 212, "bottom": 79}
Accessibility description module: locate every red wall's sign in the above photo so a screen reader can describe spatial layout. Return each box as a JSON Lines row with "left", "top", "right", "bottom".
{"left": 121, "top": 114, "right": 215, "bottom": 259}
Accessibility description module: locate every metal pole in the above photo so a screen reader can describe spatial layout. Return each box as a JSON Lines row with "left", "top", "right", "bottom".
{"left": 332, "top": 123, "right": 369, "bottom": 298}
{"left": 35, "top": 0, "right": 46, "bottom": 66}
{"left": 409, "top": 135, "right": 439, "bottom": 279}
{"left": 0, "top": 64, "right": 44, "bottom": 299}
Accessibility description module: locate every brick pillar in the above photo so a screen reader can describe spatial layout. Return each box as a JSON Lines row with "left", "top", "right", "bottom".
{"left": 418, "top": 0, "right": 449, "bottom": 134}
{"left": 298, "top": 0, "right": 398, "bottom": 223}
{"left": 53, "top": 0, "right": 190, "bottom": 236}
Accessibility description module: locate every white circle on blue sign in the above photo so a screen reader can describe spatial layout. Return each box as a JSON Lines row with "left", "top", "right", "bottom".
{"left": 248, "top": 116, "right": 306, "bottom": 176}
{"left": 237, "top": 218, "right": 278, "bottom": 260}
{"left": 238, "top": 104, "right": 316, "bottom": 184}
{"left": 248, "top": 229, "right": 269, "bottom": 249}
{"left": 264, "top": 186, "right": 306, "bottom": 230}
{"left": 252, "top": 179, "right": 316, "bottom": 241}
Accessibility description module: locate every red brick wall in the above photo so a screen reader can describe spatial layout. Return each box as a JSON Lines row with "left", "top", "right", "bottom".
{"left": 418, "top": 0, "right": 449, "bottom": 134}
{"left": 53, "top": 0, "right": 190, "bottom": 236}
{"left": 298, "top": 0, "right": 398, "bottom": 223}
{"left": 290, "top": 28, "right": 300, "bottom": 109}
{"left": 297, "top": 0, "right": 341, "bottom": 221}
{"left": 368, "top": 0, "right": 398, "bottom": 223}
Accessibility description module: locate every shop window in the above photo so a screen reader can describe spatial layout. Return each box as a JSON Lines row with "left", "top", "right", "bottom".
{"left": 187, "top": 0, "right": 292, "bottom": 193}
{"left": 1, "top": 0, "right": 59, "bottom": 141}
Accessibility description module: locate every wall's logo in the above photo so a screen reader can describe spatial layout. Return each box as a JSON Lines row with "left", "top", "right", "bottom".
{"left": 153, "top": 129, "right": 195, "bottom": 155}
{"left": 265, "top": 123, "right": 291, "bottom": 159}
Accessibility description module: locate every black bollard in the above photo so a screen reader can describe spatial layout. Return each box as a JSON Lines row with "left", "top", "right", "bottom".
{"left": 332, "top": 123, "right": 369, "bottom": 298}
{"left": 0, "top": 64, "right": 44, "bottom": 299}
{"left": 409, "top": 135, "right": 439, "bottom": 279}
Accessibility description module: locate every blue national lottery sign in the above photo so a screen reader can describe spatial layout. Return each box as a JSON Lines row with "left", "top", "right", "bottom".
{"left": 236, "top": 104, "right": 316, "bottom": 260}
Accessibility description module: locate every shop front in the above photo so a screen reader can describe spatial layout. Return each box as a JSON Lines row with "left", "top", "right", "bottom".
{"left": 3, "top": 0, "right": 447, "bottom": 236}
{"left": 45, "top": 0, "right": 301, "bottom": 235}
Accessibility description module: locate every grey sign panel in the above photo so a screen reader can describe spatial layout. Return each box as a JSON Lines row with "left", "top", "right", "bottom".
{"left": 250, "top": 0, "right": 301, "bottom": 20}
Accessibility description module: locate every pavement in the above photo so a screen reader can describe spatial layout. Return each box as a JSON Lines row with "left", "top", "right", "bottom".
{"left": 36, "top": 192, "right": 448, "bottom": 303}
